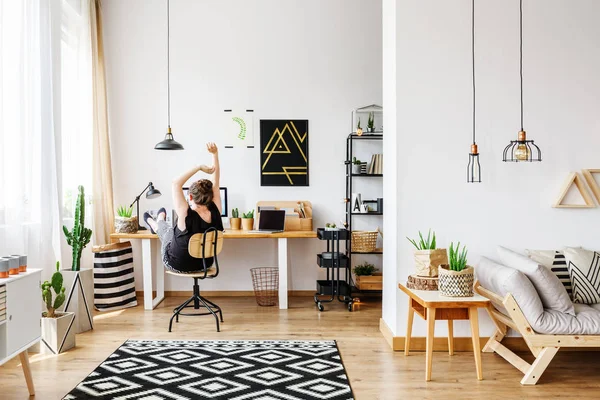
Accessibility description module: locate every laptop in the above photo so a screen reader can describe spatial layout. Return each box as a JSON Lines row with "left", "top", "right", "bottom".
{"left": 248, "top": 210, "right": 286, "bottom": 233}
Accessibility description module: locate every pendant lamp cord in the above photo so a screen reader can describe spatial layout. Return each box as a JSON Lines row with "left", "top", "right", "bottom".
{"left": 519, "top": 0, "right": 523, "bottom": 131}
{"left": 167, "top": 0, "right": 171, "bottom": 128}
{"left": 472, "top": 0, "right": 476, "bottom": 145}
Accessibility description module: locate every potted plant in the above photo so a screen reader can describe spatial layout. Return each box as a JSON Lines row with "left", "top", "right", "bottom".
{"left": 352, "top": 157, "right": 362, "bottom": 175}
{"left": 230, "top": 208, "right": 242, "bottom": 230}
{"left": 41, "top": 262, "right": 76, "bottom": 354}
{"left": 367, "top": 112, "right": 375, "bottom": 133}
{"left": 407, "top": 230, "right": 448, "bottom": 277}
{"left": 242, "top": 209, "right": 254, "bottom": 231}
{"left": 353, "top": 261, "right": 377, "bottom": 276}
{"left": 325, "top": 222, "right": 339, "bottom": 231}
{"left": 114, "top": 205, "right": 138, "bottom": 233}
{"left": 61, "top": 185, "right": 94, "bottom": 333}
{"left": 438, "top": 242, "right": 474, "bottom": 297}
{"left": 356, "top": 118, "right": 363, "bottom": 136}
{"left": 353, "top": 262, "right": 383, "bottom": 291}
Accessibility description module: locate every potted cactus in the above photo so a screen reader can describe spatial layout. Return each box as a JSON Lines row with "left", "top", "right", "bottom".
{"left": 61, "top": 185, "right": 94, "bottom": 333}
{"left": 407, "top": 230, "right": 448, "bottom": 277}
{"left": 230, "top": 208, "right": 242, "bottom": 230}
{"left": 352, "top": 157, "right": 362, "bottom": 175}
{"left": 367, "top": 112, "right": 375, "bottom": 133}
{"left": 114, "top": 205, "right": 138, "bottom": 233}
{"left": 438, "top": 242, "right": 474, "bottom": 297}
{"left": 41, "top": 262, "right": 76, "bottom": 354}
{"left": 241, "top": 209, "right": 254, "bottom": 231}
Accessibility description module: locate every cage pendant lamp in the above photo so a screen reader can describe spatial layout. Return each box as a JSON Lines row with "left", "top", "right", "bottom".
{"left": 502, "top": 0, "right": 540, "bottom": 162}
{"left": 467, "top": 0, "right": 481, "bottom": 183}
{"left": 155, "top": 0, "right": 183, "bottom": 151}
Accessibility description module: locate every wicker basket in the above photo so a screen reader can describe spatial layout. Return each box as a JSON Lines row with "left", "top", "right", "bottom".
{"left": 438, "top": 265, "right": 474, "bottom": 297}
{"left": 351, "top": 230, "right": 379, "bottom": 253}
{"left": 114, "top": 216, "right": 138, "bottom": 234}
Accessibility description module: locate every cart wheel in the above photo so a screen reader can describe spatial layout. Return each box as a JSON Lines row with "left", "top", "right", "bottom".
{"left": 317, "top": 302, "right": 324, "bottom": 312}
{"left": 348, "top": 302, "right": 353, "bottom": 312}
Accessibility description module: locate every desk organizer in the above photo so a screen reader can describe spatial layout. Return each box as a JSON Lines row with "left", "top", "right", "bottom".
{"left": 256, "top": 200, "right": 313, "bottom": 231}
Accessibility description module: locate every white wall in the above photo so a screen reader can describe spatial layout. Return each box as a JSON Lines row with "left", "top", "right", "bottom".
{"left": 103, "top": 0, "right": 382, "bottom": 291}
{"left": 383, "top": 0, "right": 600, "bottom": 338}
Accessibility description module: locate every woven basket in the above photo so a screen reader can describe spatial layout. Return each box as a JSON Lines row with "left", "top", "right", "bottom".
{"left": 351, "top": 230, "right": 379, "bottom": 253}
{"left": 114, "top": 216, "right": 138, "bottom": 234}
{"left": 438, "top": 265, "right": 474, "bottom": 297}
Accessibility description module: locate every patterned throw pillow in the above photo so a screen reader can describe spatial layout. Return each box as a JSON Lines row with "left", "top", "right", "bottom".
{"left": 563, "top": 248, "right": 600, "bottom": 304}
{"left": 527, "top": 250, "right": 572, "bottom": 298}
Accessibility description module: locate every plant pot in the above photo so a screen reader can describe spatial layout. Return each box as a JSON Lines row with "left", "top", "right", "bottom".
{"left": 413, "top": 249, "right": 448, "bottom": 277}
{"left": 60, "top": 268, "right": 94, "bottom": 333}
{"left": 242, "top": 218, "right": 254, "bottom": 231}
{"left": 438, "top": 265, "right": 474, "bottom": 297}
{"left": 356, "top": 128, "right": 363, "bottom": 136}
{"left": 230, "top": 217, "right": 242, "bottom": 230}
{"left": 352, "top": 164, "right": 362, "bottom": 174}
{"left": 114, "top": 216, "right": 138, "bottom": 234}
{"left": 355, "top": 272, "right": 383, "bottom": 291}
{"left": 367, "top": 127, "right": 375, "bottom": 133}
{"left": 41, "top": 312, "right": 76, "bottom": 354}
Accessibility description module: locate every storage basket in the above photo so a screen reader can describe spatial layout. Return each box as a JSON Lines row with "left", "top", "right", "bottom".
{"left": 250, "top": 267, "right": 279, "bottom": 306}
{"left": 438, "top": 265, "right": 474, "bottom": 297}
{"left": 351, "top": 230, "right": 379, "bottom": 253}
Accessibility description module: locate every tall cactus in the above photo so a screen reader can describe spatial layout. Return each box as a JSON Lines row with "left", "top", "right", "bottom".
{"left": 42, "top": 261, "right": 66, "bottom": 318}
{"left": 63, "top": 185, "right": 93, "bottom": 271}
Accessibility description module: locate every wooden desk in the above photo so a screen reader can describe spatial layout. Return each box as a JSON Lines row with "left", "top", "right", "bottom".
{"left": 398, "top": 283, "right": 490, "bottom": 382}
{"left": 110, "top": 230, "right": 317, "bottom": 310}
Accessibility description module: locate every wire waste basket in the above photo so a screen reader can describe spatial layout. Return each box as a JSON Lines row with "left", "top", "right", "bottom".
{"left": 250, "top": 267, "right": 279, "bottom": 306}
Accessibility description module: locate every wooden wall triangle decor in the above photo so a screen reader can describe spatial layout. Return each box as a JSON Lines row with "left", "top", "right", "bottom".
{"left": 582, "top": 169, "right": 600, "bottom": 204}
{"left": 553, "top": 172, "right": 596, "bottom": 208}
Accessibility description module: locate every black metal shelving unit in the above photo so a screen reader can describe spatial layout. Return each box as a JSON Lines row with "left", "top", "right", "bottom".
{"left": 345, "top": 133, "right": 383, "bottom": 292}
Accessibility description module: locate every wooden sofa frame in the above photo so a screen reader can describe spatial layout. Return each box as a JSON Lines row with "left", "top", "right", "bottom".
{"left": 474, "top": 281, "right": 600, "bottom": 385}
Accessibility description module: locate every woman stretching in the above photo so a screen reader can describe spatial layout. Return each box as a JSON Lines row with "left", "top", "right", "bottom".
{"left": 145, "top": 142, "right": 223, "bottom": 273}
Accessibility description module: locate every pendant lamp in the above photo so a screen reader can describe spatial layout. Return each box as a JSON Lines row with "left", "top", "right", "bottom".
{"left": 502, "top": 0, "right": 540, "bottom": 162}
{"left": 467, "top": 0, "right": 481, "bottom": 183}
{"left": 155, "top": 0, "right": 184, "bottom": 150}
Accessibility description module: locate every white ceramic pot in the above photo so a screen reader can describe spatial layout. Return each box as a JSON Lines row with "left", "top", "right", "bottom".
{"left": 352, "top": 164, "right": 361, "bottom": 174}
{"left": 60, "top": 268, "right": 94, "bottom": 333}
{"left": 438, "top": 265, "right": 474, "bottom": 297}
{"left": 41, "top": 312, "right": 76, "bottom": 354}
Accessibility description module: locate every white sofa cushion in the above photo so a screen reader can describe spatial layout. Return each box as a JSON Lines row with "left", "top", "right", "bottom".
{"left": 498, "top": 246, "right": 575, "bottom": 316}
{"left": 526, "top": 249, "right": 572, "bottom": 298}
{"left": 564, "top": 247, "right": 600, "bottom": 304}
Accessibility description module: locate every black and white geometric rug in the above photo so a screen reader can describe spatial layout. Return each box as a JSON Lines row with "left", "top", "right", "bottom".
{"left": 64, "top": 340, "right": 354, "bottom": 400}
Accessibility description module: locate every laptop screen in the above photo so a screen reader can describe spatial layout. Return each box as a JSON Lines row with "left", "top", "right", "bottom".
{"left": 259, "top": 210, "right": 286, "bottom": 230}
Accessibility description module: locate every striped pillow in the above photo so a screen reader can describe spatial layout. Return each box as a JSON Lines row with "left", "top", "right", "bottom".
{"left": 527, "top": 250, "right": 572, "bottom": 298}
{"left": 92, "top": 241, "right": 137, "bottom": 311}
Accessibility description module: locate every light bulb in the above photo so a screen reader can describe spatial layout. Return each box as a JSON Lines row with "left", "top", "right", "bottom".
{"left": 514, "top": 143, "right": 530, "bottom": 161}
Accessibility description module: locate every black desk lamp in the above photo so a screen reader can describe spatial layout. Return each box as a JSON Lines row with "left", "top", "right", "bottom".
{"left": 130, "top": 182, "right": 162, "bottom": 230}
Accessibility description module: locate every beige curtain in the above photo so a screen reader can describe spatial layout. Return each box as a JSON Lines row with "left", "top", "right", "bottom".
{"left": 90, "top": 0, "right": 115, "bottom": 245}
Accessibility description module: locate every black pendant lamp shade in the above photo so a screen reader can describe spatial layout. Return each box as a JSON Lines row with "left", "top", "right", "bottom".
{"left": 155, "top": 0, "right": 184, "bottom": 151}
{"left": 503, "top": 0, "right": 541, "bottom": 162}
{"left": 467, "top": 0, "right": 481, "bottom": 183}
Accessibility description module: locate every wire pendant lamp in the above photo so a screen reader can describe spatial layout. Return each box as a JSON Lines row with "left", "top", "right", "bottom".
{"left": 502, "top": 0, "right": 540, "bottom": 162}
{"left": 467, "top": 0, "right": 481, "bottom": 183}
{"left": 155, "top": 0, "right": 183, "bottom": 150}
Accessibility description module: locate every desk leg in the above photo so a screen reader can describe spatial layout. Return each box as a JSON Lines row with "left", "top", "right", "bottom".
{"left": 154, "top": 249, "right": 165, "bottom": 309}
{"left": 447, "top": 320, "right": 454, "bottom": 356}
{"left": 141, "top": 239, "right": 154, "bottom": 310}
{"left": 19, "top": 350, "right": 34, "bottom": 396}
{"left": 426, "top": 307, "right": 436, "bottom": 381}
{"left": 278, "top": 238, "right": 288, "bottom": 309}
{"left": 405, "top": 300, "right": 414, "bottom": 356}
{"left": 469, "top": 306, "right": 483, "bottom": 380}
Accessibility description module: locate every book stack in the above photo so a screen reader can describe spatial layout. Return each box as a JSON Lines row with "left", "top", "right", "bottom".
{"left": 368, "top": 154, "right": 383, "bottom": 175}
{"left": 0, "top": 285, "right": 6, "bottom": 323}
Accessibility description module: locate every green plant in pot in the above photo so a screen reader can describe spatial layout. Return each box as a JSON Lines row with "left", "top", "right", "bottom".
{"left": 438, "top": 242, "right": 474, "bottom": 297}
{"left": 40, "top": 262, "right": 76, "bottom": 353}
{"left": 325, "top": 222, "right": 338, "bottom": 231}
{"left": 114, "top": 205, "right": 138, "bottom": 234}
{"left": 353, "top": 262, "right": 377, "bottom": 276}
{"left": 367, "top": 112, "right": 375, "bottom": 132}
{"left": 242, "top": 209, "right": 254, "bottom": 231}
{"left": 62, "top": 185, "right": 92, "bottom": 271}
{"left": 230, "top": 207, "right": 242, "bottom": 230}
{"left": 407, "top": 229, "right": 448, "bottom": 277}
{"left": 352, "top": 157, "right": 362, "bottom": 175}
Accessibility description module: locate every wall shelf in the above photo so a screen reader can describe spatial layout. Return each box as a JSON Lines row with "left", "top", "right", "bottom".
{"left": 350, "top": 212, "right": 383, "bottom": 216}
{"left": 351, "top": 174, "right": 383, "bottom": 177}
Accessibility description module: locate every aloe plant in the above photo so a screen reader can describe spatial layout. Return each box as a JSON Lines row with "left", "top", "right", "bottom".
{"left": 242, "top": 209, "right": 254, "bottom": 219}
{"left": 406, "top": 229, "right": 437, "bottom": 250}
{"left": 367, "top": 112, "right": 375, "bottom": 130}
{"left": 231, "top": 208, "right": 239, "bottom": 218}
{"left": 448, "top": 242, "right": 468, "bottom": 271}
{"left": 41, "top": 261, "right": 66, "bottom": 318}
{"left": 117, "top": 205, "right": 133, "bottom": 218}
{"left": 357, "top": 118, "right": 362, "bottom": 129}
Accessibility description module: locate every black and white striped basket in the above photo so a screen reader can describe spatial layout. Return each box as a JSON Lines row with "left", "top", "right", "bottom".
{"left": 92, "top": 241, "right": 138, "bottom": 311}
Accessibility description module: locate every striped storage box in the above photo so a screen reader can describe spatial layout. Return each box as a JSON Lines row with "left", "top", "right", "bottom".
{"left": 92, "top": 241, "right": 137, "bottom": 311}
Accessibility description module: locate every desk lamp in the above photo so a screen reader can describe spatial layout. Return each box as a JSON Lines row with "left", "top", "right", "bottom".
{"left": 130, "top": 182, "right": 162, "bottom": 230}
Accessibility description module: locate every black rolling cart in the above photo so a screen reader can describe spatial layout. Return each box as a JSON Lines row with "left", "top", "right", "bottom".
{"left": 314, "top": 228, "right": 354, "bottom": 312}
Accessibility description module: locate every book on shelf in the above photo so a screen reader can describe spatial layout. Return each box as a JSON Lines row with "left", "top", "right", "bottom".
{"left": 368, "top": 153, "right": 383, "bottom": 175}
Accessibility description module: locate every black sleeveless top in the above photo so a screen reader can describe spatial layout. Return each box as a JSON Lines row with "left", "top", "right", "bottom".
{"left": 165, "top": 202, "right": 223, "bottom": 272}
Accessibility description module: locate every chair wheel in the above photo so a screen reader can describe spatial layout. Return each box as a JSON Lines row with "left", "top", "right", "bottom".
{"left": 348, "top": 302, "right": 353, "bottom": 312}
{"left": 317, "top": 302, "right": 324, "bottom": 312}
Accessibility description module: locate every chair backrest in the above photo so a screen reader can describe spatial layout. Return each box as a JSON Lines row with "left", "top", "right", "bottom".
{"left": 188, "top": 229, "right": 224, "bottom": 259}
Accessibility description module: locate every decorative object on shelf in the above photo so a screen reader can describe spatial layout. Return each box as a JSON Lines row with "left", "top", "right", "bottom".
{"left": 7, "top": 256, "right": 19, "bottom": 275}
{"left": 353, "top": 261, "right": 377, "bottom": 276}
{"left": 114, "top": 205, "right": 138, "bottom": 234}
{"left": 407, "top": 274, "right": 439, "bottom": 291}
{"left": 582, "top": 169, "right": 600, "bottom": 203}
{"left": 360, "top": 204, "right": 369, "bottom": 213}
{"left": 155, "top": 0, "right": 183, "bottom": 150}
{"left": 230, "top": 208, "right": 242, "bottom": 230}
{"left": 41, "top": 262, "right": 76, "bottom": 354}
{"left": 352, "top": 157, "right": 362, "bottom": 174}
{"left": 368, "top": 154, "right": 383, "bottom": 174}
{"left": 467, "top": 0, "right": 481, "bottom": 183}
{"left": 553, "top": 172, "right": 596, "bottom": 208}
{"left": 356, "top": 118, "right": 363, "bottom": 136}
{"left": 351, "top": 230, "right": 379, "bottom": 253}
{"left": 223, "top": 109, "right": 255, "bottom": 148}
{"left": 377, "top": 198, "right": 383, "bottom": 213}
{"left": 130, "top": 182, "right": 162, "bottom": 230}
{"left": 18, "top": 255, "right": 27, "bottom": 272}
{"left": 352, "top": 104, "right": 383, "bottom": 134}
{"left": 92, "top": 242, "right": 138, "bottom": 311}
{"left": 355, "top": 272, "right": 383, "bottom": 291}
{"left": 407, "top": 230, "right": 448, "bottom": 277}
{"left": 367, "top": 112, "right": 375, "bottom": 133}
{"left": 502, "top": 0, "right": 541, "bottom": 162}
{"left": 325, "top": 222, "right": 338, "bottom": 231}
{"left": 362, "top": 199, "right": 378, "bottom": 213}
{"left": 260, "top": 120, "right": 309, "bottom": 186}
{"left": 351, "top": 193, "right": 362, "bottom": 213}
{"left": 439, "top": 242, "right": 474, "bottom": 297}
{"left": 63, "top": 186, "right": 93, "bottom": 271}
{"left": 0, "top": 258, "right": 8, "bottom": 278}
{"left": 241, "top": 209, "right": 254, "bottom": 231}
{"left": 360, "top": 162, "right": 368, "bottom": 174}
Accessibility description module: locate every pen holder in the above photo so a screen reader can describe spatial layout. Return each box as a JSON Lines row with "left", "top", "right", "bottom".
{"left": 285, "top": 217, "right": 313, "bottom": 231}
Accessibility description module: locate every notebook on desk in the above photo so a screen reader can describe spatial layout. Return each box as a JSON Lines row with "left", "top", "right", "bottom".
{"left": 248, "top": 210, "right": 285, "bottom": 233}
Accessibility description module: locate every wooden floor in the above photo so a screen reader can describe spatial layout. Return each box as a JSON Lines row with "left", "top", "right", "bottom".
{"left": 3, "top": 296, "right": 600, "bottom": 399}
